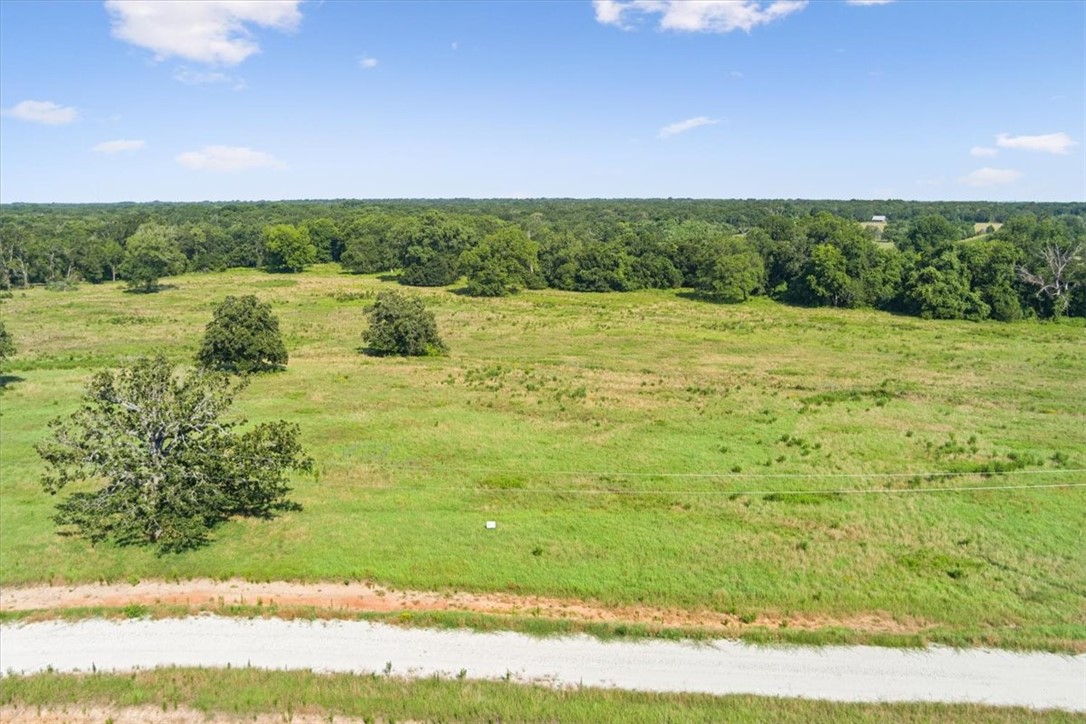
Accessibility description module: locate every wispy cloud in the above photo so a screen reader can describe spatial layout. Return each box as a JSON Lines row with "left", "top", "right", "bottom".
{"left": 658, "top": 116, "right": 720, "bottom": 139}
{"left": 845, "top": 0, "right": 894, "bottom": 6}
{"left": 959, "top": 167, "right": 1021, "bottom": 187}
{"left": 2, "top": 99, "right": 78, "bottom": 125}
{"left": 995, "top": 132, "right": 1077, "bottom": 155}
{"left": 595, "top": 0, "right": 807, "bottom": 34}
{"left": 105, "top": 0, "right": 303, "bottom": 66}
{"left": 359, "top": 56, "right": 379, "bottom": 70}
{"left": 175, "top": 145, "right": 286, "bottom": 172}
{"left": 92, "top": 139, "right": 145, "bottom": 154}
{"left": 173, "top": 67, "right": 246, "bottom": 90}
{"left": 970, "top": 146, "right": 998, "bottom": 158}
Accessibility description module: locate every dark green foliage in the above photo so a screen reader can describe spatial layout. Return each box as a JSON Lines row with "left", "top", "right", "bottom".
{"left": 1, "top": 200, "right": 1083, "bottom": 320}
{"left": 363, "top": 290, "right": 447, "bottom": 356}
{"left": 903, "top": 215, "right": 967, "bottom": 255}
{"left": 264, "top": 224, "right": 317, "bottom": 273}
{"left": 905, "top": 252, "right": 990, "bottom": 321}
{"left": 459, "top": 226, "right": 542, "bottom": 296}
{"left": 0, "top": 321, "right": 14, "bottom": 365}
{"left": 804, "top": 243, "right": 853, "bottom": 307}
{"left": 340, "top": 215, "right": 400, "bottom": 273}
{"left": 573, "top": 241, "right": 634, "bottom": 292}
{"left": 399, "top": 213, "right": 473, "bottom": 287}
{"left": 36, "top": 356, "right": 311, "bottom": 552}
{"left": 694, "top": 237, "right": 766, "bottom": 302}
{"left": 196, "top": 295, "right": 288, "bottom": 373}
{"left": 958, "top": 240, "right": 1024, "bottom": 321}
{"left": 303, "top": 217, "right": 343, "bottom": 262}
{"left": 119, "top": 223, "right": 187, "bottom": 292}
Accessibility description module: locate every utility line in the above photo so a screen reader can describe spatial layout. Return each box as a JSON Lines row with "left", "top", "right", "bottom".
{"left": 368, "top": 462, "right": 1086, "bottom": 481}
{"left": 344, "top": 481, "right": 1086, "bottom": 496}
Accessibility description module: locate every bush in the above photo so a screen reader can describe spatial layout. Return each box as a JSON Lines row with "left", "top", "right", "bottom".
{"left": 197, "top": 295, "right": 288, "bottom": 373}
{"left": 363, "top": 290, "right": 447, "bottom": 356}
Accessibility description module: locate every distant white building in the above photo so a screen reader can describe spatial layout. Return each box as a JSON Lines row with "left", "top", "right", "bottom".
{"left": 871, "top": 215, "right": 887, "bottom": 222}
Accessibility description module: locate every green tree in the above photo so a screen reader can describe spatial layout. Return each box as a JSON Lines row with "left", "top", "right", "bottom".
{"left": 363, "top": 290, "right": 447, "bottom": 356}
{"left": 459, "top": 226, "right": 541, "bottom": 296}
{"left": 37, "top": 356, "right": 311, "bottom": 552}
{"left": 303, "top": 217, "right": 343, "bottom": 262}
{"left": 904, "top": 251, "right": 990, "bottom": 321}
{"left": 100, "top": 240, "right": 125, "bottom": 282}
{"left": 399, "top": 213, "right": 472, "bottom": 287}
{"left": 903, "top": 215, "right": 963, "bottom": 256}
{"left": 340, "top": 214, "right": 399, "bottom": 274}
{"left": 197, "top": 295, "right": 288, "bottom": 373}
{"left": 804, "top": 243, "right": 853, "bottom": 307}
{"left": 264, "top": 224, "right": 317, "bottom": 273}
{"left": 694, "top": 237, "right": 766, "bottom": 302}
{"left": 120, "top": 223, "right": 187, "bottom": 292}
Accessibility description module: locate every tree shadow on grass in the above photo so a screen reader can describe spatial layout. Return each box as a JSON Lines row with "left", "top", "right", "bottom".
{"left": 122, "top": 283, "right": 179, "bottom": 295}
{"left": 676, "top": 290, "right": 748, "bottom": 305}
{"left": 0, "top": 374, "right": 25, "bottom": 392}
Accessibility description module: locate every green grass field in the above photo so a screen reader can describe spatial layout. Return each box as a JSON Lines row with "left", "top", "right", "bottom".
{"left": 1, "top": 266, "right": 1084, "bottom": 648}
{"left": 2, "top": 669, "right": 1078, "bottom": 723}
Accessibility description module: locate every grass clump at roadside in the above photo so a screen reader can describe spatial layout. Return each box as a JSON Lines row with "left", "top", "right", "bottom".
{"left": 1, "top": 668, "right": 1079, "bottom": 724}
{"left": 1, "top": 266, "right": 1084, "bottom": 649}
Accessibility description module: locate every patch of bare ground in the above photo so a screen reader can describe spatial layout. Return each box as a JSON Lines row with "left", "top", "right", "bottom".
{"left": 1, "top": 579, "right": 930, "bottom": 635}
{"left": 0, "top": 705, "right": 376, "bottom": 723}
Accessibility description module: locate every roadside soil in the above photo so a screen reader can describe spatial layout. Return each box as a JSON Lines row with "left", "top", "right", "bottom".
{"left": 0, "top": 579, "right": 930, "bottom": 635}
{"left": 0, "top": 705, "right": 377, "bottom": 723}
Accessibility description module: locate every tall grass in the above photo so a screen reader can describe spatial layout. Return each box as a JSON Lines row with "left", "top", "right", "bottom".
{"left": 1, "top": 266, "right": 1083, "bottom": 647}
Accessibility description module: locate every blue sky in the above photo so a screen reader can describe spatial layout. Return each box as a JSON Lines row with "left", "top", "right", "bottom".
{"left": 1, "top": 0, "right": 1083, "bottom": 203}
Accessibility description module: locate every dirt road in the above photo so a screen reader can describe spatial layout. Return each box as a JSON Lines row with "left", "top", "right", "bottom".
{"left": 2, "top": 616, "right": 1083, "bottom": 711}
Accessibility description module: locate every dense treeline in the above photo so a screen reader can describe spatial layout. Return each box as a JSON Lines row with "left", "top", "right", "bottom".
{"left": 1, "top": 199, "right": 1083, "bottom": 319}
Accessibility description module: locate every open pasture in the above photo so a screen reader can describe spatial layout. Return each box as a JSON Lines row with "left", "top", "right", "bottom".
{"left": 1, "top": 266, "right": 1083, "bottom": 647}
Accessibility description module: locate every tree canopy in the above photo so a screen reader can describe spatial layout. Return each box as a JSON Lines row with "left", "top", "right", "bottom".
{"left": 362, "top": 290, "right": 447, "bottom": 356}
{"left": 459, "top": 226, "right": 541, "bottom": 296}
{"left": 37, "top": 356, "right": 311, "bottom": 552}
{"left": 197, "top": 295, "right": 288, "bottom": 374}
{"left": 119, "top": 223, "right": 187, "bottom": 292}
{"left": 264, "top": 223, "right": 317, "bottom": 273}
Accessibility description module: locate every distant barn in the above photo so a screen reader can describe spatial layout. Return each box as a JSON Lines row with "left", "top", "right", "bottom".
{"left": 871, "top": 215, "right": 887, "bottom": 222}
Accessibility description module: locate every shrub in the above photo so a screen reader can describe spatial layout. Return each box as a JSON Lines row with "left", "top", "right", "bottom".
{"left": 363, "top": 290, "right": 447, "bottom": 356}
{"left": 197, "top": 295, "right": 288, "bottom": 373}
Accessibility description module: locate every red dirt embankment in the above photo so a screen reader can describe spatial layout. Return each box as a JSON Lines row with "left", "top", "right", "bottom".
{"left": 0, "top": 578, "right": 930, "bottom": 635}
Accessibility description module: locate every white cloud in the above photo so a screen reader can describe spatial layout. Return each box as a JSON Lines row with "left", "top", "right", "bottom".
{"left": 959, "top": 167, "right": 1021, "bottom": 187}
{"left": 730, "top": 70, "right": 744, "bottom": 78}
{"left": 359, "top": 56, "right": 378, "bottom": 69}
{"left": 173, "top": 67, "right": 246, "bottom": 90}
{"left": 105, "top": 0, "right": 303, "bottom": 66}
{"left": 970, "top": 146, "right": 998, "bottom": 158}
{"left": 92, "top": 139, "right": 145, "bottom": 153}
{"left": 995, "top": 132, "right": 1077, "bottom": 155}
{"left": 175, "top": 145, "right": 285, "bottom": 172}
{"left": 658, "top": 116, "right": 720, "bottom": 139}
{"left": 594, "top": 0, "right": 629, "bottom": 26}
{"left": 845, "top": 0, "right": 894, "bottom": 5}
{"left": 595, "top": 0, "right": 807, "bottom": 33}
{"left": 2, "top": 99, "right": 78, "bottom": 125}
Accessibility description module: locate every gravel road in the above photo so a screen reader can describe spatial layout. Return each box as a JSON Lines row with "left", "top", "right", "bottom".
{"left": 2, "top": 617, "right": 1083, "bottom": 711}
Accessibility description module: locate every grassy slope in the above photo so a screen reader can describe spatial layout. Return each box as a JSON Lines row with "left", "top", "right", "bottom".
{"left": 1, "top": 266, "right": 1084, "bottom": 645}
{"left": 2, "top": 669, "right": 1080, "bottom": 723}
